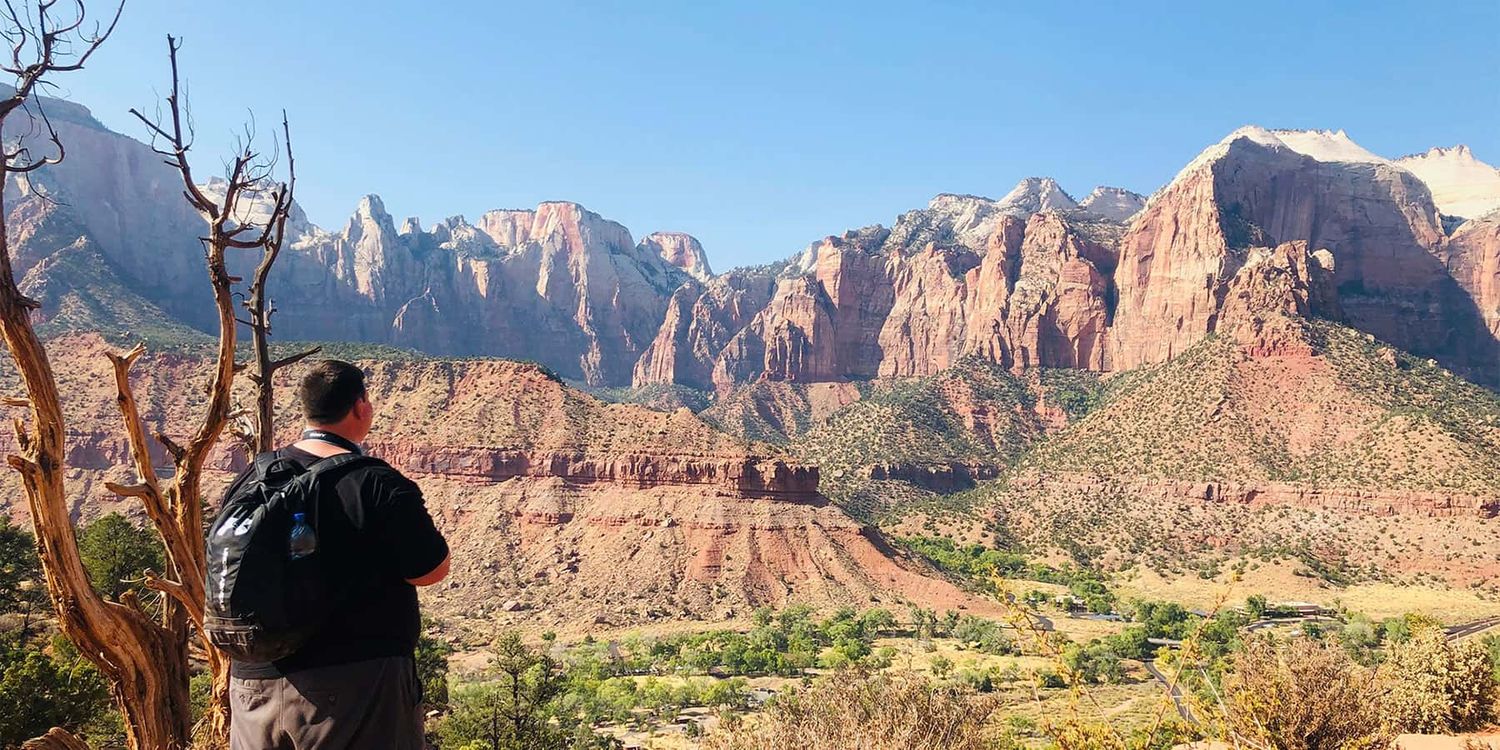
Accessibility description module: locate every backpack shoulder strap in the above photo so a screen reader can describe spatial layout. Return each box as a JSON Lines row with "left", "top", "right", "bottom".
{"left": 278, "top": 454, "right": 387, "bottom": 516}
{"left": 301, "top": 453, "right": 389, "bottom": 487}
{"left": 221, "top": 450, "right": 291, "bottom": 505}
{"left": 251, "top": 450, "right": 286, "bottom": 479}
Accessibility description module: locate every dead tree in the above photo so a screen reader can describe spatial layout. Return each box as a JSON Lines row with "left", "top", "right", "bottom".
{"left": 126, "top": 35, "right": 308, "bottom": 745}
{"left": 0, "top": 5, "right": 298, "bottom": 745}
{"left": 0, "top": 3, "right": 220, "bottom": 749}
{"left": 234, "top": 111, "right": 319, "bottom": 455}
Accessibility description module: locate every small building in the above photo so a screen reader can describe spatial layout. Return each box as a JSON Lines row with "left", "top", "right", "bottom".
{"left": 1277, "top": 601, "right": 1326, "bottom": 617}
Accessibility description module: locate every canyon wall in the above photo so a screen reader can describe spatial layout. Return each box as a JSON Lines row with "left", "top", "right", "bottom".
{"left": 8, "top": 95, "right": 1497, "bottom": 387}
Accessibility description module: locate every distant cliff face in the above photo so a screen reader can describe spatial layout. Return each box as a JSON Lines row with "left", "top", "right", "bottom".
{"left": 268, "top": 199, "right": 695, "bottom": 385}
{"left": 3, "top": 99, "right": 702, "bottom": 386}
{"left": 632, "top": 189, "right": 1132, "bottom": 389}
{"left": 5, "top": 94, "right": 1498, "bottom": 387}
{"left": 1111, "top": 130, "right": 1495, "bottom": 380}
{"left": 638, "top": 133, "right": 1497, "bottom": 388}
{"left": 1447, "top": 213, "right": 1500, "bottom": 356}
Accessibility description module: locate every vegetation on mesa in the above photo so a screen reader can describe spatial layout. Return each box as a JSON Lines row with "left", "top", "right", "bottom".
{"left": 1020, "top": 321, "right": 1500, "bottom": 493}
{"left": 794, "top": 357, "right": 1044, "bottom": 469}
{"left": 785, "top": 357, "right": 1057, "bottom": 516}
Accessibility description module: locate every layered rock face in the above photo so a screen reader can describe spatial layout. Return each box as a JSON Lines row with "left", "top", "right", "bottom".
{"left": 635, "top": 131, "right": 1496, "bottom": 388}
{"left": 2, "top": 98, "right": 212, "bottom": 324}
{"left": 6, "top": 90, "right": 1498, "bottom": 388}
{"left": 282, "top": 200, "right": 692, "bottom": 385}
{"left": 636, "top": 187, "right": 1131, "bottom": 388}
{"left": 1013, "top": 474, "right": 1498, "bottom": 519}
{"left": 1214, "top": 242, "right": 1340, "bottom": 357}
{"left": 2, "top": 97, "right": 700, "bottom": 386}
{"left": 632, "top": 271, "right": 776, "bottom": 390}
{"left": 640, "top": 231, "right": 714, "bottom": 281}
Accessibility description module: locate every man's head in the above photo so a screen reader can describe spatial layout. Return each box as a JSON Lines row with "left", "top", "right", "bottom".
{"left": 298, "top": 359, "right": 374, "bottom": 441}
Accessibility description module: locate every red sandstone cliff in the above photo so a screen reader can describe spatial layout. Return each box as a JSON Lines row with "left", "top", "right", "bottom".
{"left": 1446, "top": 212, "right": 1500, "bottom": 361}
{"left": 1112, "top": 129, "right": 1490, "bottom": 380}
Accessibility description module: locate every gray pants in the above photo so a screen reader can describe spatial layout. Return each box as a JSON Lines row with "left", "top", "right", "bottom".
{"left": 229, "top": 656, "right": 423, "bottom": 750}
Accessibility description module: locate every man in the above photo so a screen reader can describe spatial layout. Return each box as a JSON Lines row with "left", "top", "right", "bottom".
{"left": 229, "top": 360, "right": 450, "bottom": 750}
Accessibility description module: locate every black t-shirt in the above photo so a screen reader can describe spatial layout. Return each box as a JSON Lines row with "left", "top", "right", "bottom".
{"left": 230, "top": 446, "right": 449, "bottom": 679}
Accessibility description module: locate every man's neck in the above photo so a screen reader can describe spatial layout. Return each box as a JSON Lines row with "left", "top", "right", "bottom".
{"left": 293, "top": 425, "right": 360, "bottom": 457}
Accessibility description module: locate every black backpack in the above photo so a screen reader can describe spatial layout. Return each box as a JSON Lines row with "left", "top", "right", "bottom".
{"left": 205, "top": 450, "right": 383, "bottom": 662}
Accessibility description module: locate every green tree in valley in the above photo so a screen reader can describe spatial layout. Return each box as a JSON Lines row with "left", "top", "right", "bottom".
{"left": 1245, "top": 595, "right": 1267, "bottom": 620}
{"left": 76, "top": 512, "right": 165, "bottom": 602}
{"left": 438, "top": 631, "right": 617, "bottom": 750}
{"left": 0, "top": 517, "right": 46, "bottom": 629}
{"left": 1483, "top": 634, "right": 1500, "bottom": 682}
{"left": 417, "top": 620, "right": 455, "bottom": 711}
{"left": 0, "top": 633, "right": 112, "bottom": 747}
{"left": 0, "top": 519, "right": 117, "bottom": 745}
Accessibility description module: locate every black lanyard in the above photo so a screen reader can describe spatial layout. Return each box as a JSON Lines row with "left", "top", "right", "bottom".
{"left": 300, "top": 429, "right": 363, "bottom": 455}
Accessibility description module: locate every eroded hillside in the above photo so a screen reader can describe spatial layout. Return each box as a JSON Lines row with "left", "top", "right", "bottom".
{"left": 0, "top": 335, "right": 1000, "bottom": 634}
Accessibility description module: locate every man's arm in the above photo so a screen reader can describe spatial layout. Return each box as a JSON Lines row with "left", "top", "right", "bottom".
{"left": 370, "top": 471, "right": 451, "bottom": 587}
{"left": 406, "top": 553, "right": 451, "bottom": 586}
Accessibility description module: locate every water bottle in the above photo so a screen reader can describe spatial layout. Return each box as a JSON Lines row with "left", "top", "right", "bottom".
{"left": 288, "top": 512, "right": 317, "bottom": 560}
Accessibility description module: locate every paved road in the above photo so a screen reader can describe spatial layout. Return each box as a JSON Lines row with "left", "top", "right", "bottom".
{"left": 1243, "top": 615, "right": 1338, "bottom": 633}
{"left": 1446, "top": 616, "right": 1500, "bottom": 641}
{"left": 1143, "top": 660, "right": 1195, "bottom": 724}
{"left": 1240, "top": 614, "right": 1500, "bottom": 642}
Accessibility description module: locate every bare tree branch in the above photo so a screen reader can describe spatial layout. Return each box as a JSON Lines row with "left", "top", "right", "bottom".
{"left": 272, "top": 345, "right": 320, "bottom": 372}
{"left": 0, "top": 4, "right": 207, "bottom": 748}
{"left": 239, "top": 109, "right": 299, "bottom": 454}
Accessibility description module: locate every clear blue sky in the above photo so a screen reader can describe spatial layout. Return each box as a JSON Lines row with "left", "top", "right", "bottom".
{"left": 52, "top": 0, "right": 1500, "bottom": 270}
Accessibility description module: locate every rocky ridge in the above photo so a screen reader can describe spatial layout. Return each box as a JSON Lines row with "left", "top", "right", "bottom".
{"left": 7, "top": 91, "right": 1498, "bottom": 388}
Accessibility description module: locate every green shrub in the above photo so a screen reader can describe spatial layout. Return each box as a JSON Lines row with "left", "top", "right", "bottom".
{"left": 76, "top": 512, "right": 164, "bottom": 603}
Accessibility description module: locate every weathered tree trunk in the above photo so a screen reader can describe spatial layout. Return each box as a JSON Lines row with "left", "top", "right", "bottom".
{"left": 124, "top": 36, "right": 306, "bottom": 744}
{"left": 22, "top": 727, "right": 93, "bottom": 750}
{"left": 0, "top": 10, "right": 298, "bottom": 747}
{"left": 0, "top": 196, "right": 195, "bottom": 750}
{"left": 0, "top": 7, "right": 201, "bottom": 747}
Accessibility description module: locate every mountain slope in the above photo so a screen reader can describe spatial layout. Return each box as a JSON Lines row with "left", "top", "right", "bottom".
{"left": 954, "top": 317, "right": 1500, "bottom": 586}
{"left": 1026, "top": 321, "right": 1500, "bottom": 495}
{"left": 697, "top": 380, "right": 866, "bottom": 446}
{"left": 0, "top": 335, "right": 1000, "bottom": 630}
{"left": 785, "top": 357, "right": 1069, "bottom": 517}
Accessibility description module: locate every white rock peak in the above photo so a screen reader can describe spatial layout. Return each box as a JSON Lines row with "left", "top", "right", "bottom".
{"left": 1162, "top": 126, "right": 1500, "bottom": 221}
{"left": 1394, "top": 145, "right": 1500, "bottom": 220}
{"left": 1267, "top": 128, "right": 1386, "bottom": 164}
{"left": 1079, "top": 186, "right": 1146, "bottom": 222}
{"left": 998, "top": 177, "right": 1078, "bottom": 214}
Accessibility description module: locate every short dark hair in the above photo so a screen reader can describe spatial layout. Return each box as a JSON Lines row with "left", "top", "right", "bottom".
{"left": 299, "top": 360, "right": 367, "bottom": 424}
